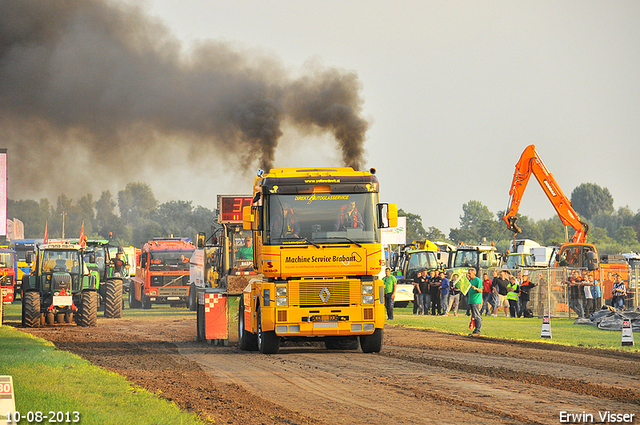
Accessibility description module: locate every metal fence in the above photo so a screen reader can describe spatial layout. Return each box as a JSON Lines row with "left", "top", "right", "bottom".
{"left": 477, "top": 266, "right": 639, "bottom": 318}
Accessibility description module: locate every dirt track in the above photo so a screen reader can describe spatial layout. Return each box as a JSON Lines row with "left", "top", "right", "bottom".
{"left": 17, "top": 313, "right": 640, "bottom": 425}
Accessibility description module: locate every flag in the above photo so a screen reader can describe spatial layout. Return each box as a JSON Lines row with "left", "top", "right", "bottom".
{"left": 451, "top": 268, "right": 471, "bottom": 295}
{"left": 43, "top": 221, "right": 48, "bottom": 244}
{"left": 79, "top": 221, "right": 86, "bottom": 248}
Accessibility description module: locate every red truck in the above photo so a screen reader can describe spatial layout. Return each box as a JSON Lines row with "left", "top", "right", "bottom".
{"left": 128, "top": 238, "right": 195, "bottom": 309}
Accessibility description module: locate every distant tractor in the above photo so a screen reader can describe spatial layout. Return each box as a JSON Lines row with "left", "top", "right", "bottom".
{"left": 21, "top": 242, "right": 98, "bottom": 327}
{"left": 81, "top": 240, "right": 126, "bottom": 318}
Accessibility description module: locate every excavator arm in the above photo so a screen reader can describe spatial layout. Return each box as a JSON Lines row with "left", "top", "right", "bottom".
{"left": 503, "top": 144, "right": 588, "bottom": 244}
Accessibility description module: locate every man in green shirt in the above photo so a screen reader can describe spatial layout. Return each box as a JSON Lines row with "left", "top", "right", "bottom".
{"left": 236, "top": 237, "right": 253, "bottom": 260}
{"left": 467, "top": 268, "right": 483, "bottom": 335}
{"left": 382, "top": 267, "right": 397, "bottom": 320}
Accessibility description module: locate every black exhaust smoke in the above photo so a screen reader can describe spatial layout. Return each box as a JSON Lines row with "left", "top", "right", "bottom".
{"left": 0, "top": 0, "right": 368, "bottom": 195}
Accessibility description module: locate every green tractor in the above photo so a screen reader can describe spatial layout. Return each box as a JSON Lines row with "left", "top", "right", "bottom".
{"left": 21, "top": 242, "right": 98, "bottom": 327}
{"left": 81, "top": 240, "right": 125, "bottom": 319}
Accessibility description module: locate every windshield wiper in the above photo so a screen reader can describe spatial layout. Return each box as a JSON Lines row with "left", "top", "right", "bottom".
{"left": 162, "top": 276, "right": 183, "bottom": 287}
{"left": 321, "top": 237, "right": 362, "bottom": 248}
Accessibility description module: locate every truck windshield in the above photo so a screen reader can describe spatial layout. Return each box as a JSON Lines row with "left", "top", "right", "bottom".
{"left": 265, "top": 193, "right": 379, "bottom": 245}
{"left": 149, "top": 251, "right": 194, "bottom": 271}
{"left": 506, "top": 254, "right": 532, "bottom": 269}
{"left": 404, "top": 251, "right": 439, "bottom": 281}
{"left": 41, "top": 250, "right": 81, "bottom": 274}
{"left": 0, "top": 252, "right": 14, "bottom": 268}
{"left": 453, "top": 251, "right": 479, "bottom": 268}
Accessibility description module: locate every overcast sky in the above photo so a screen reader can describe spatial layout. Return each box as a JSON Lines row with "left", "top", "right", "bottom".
{"left": 7, "top": 1, "right": 638, "bottom": 235}
{"left": 135, "top": 0, "right": 640, "bottom": 234}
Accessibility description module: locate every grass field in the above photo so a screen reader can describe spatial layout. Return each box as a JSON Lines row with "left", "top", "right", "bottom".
{"left": 390, "top": 305, "right": 639, "bottom": 351}
{"left": 0, "top": 302, "right": 202, "bottom": 425}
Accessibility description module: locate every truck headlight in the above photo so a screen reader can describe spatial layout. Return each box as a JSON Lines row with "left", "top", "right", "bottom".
{"left": 276, "top": 297, "right": 287, "bottom": 307}
{"left": 276, "top": 287, "right": 287, "bottom": 297}
{"left": 362, "top": 285, "right": 373, "bottom": 295}
{"left": 362, "top": 295, "right": 374, "bottom": 304}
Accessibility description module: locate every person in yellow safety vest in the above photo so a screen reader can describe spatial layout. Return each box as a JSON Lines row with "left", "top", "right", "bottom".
{"left": 506, "top": 276, "right": 519, "bottom": 318}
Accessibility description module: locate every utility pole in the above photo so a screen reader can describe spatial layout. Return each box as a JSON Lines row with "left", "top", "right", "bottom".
{"left": 61, "top": 210, "right": 66, "bottom": 239}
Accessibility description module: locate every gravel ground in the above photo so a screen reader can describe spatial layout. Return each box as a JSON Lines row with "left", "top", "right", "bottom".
{"left": 15, "top": 313, "right": 640, "bottom": 425}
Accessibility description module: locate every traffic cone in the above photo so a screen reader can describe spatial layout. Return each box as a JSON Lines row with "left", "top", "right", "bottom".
{"left": 540, "top": 315, "right": 552, "bottom": 339}
{"left": 621, "top": 320, "right": 634, "bottom": 346}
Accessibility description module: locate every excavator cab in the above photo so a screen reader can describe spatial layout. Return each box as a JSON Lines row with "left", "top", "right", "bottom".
{"left": 556, "top": 244, "right": 598, "bottom": 270}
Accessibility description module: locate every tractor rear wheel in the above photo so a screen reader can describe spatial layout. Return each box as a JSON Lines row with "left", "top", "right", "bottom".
{"left": 104, "top": 279, "right": 123, "bottom": 318}
{"left": 22, "top": 291, "right": 41, "bottom": 328}
{"left": 77, "top": 290, "right": 98, "bottom": 327}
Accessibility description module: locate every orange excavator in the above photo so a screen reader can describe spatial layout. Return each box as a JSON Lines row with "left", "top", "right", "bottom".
{"left": 503, "top": 144, "right": 595, "bottom": 268}
{"left": 503, "top": 145, "right": 630, "bottom": 304}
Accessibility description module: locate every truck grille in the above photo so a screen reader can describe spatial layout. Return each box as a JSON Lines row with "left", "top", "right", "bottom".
{"left": 292, "top": 280, "right": 360, "bottom": 307}
{"left": 150, "top": 275, "right": 189, "bottom": 287}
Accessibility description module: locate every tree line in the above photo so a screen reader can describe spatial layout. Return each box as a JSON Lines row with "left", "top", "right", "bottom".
{"left": 8, "top": 181, "right": 640, "bottom": 255}
{"left": 8, "top": 182, "right": 216, "bottom": 248}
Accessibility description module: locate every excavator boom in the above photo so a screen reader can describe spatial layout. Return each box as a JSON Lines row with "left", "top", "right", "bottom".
{"left": 503, "top": 145, "right": 588, "bottom": 244}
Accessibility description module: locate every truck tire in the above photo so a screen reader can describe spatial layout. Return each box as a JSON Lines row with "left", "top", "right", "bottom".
{"left": 188, "top": 284, "right": 197, "bottom": 311}
{"left": 77, "top": 290, "right": 98, "bottom": 327}
{"left": 257, "top": 304, "right": 279, "bottom": 354}
{"left": 325, "top": 336, "right": 360, "bottom": 351}
{"left": 196, "top": 302, "right": 205, "bottom": 341}
{"left": 104, "top": 279, "right": 123, "bottom": 318}
{"left": 360, "top": 328, "right": 383, "bottom": 353}
{"left": 237, "top": 297, "right": 258, "bottom": 351}
{"left": 22, "top": 291, "right": 41, "bottom": 328}
{"left": 142, "top": 292, "right": 152, "bottom": 309}
{"left": 128, "top": 285, "right": 141, "bottom": 309}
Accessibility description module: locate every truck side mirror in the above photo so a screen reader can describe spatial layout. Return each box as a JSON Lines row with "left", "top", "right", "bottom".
{"left": 377, "top": 203, "right": 398, "bottom": 228}
{"left": 243, "top": 206, "right": 253, "bottom": 231}
{"left": 26, "top": 252, "right": 34, "bottom": 264}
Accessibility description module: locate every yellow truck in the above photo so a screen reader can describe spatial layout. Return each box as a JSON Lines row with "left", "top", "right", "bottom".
{"left": 238, "top": 167, "right": 397, "bottom": 354}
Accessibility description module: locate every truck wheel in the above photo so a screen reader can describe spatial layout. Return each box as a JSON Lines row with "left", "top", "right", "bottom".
{"left": 128, "top": 286, "right": 141, "bottom": 309}
{"left": 196, "top": 303, "right": 203, "bottom": 341}
{"left": 359, "top": 328, "right": 383, "bottom": 353}
{"left": 22, "top": 291, "right": 41, "bottom": 328}
{"left": 237, "top": 297, "right": 258, "bottom": 351}
{"left": 256, "top": 304, "right": 279, "bottom": 354}
{"left": 78, "top": 291, "right": 98, "bottom": 327}
{"left": 325, "top": 336, "right": 360, "bottom": 350}
{"left": 104, "top": 279, "right": 123, "bottom": 318}
{"left": 188, "top": 284, "right": 197, "bottom": 311}
{"left": 142, "top": 292, "right": 152, "bottom": 309}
